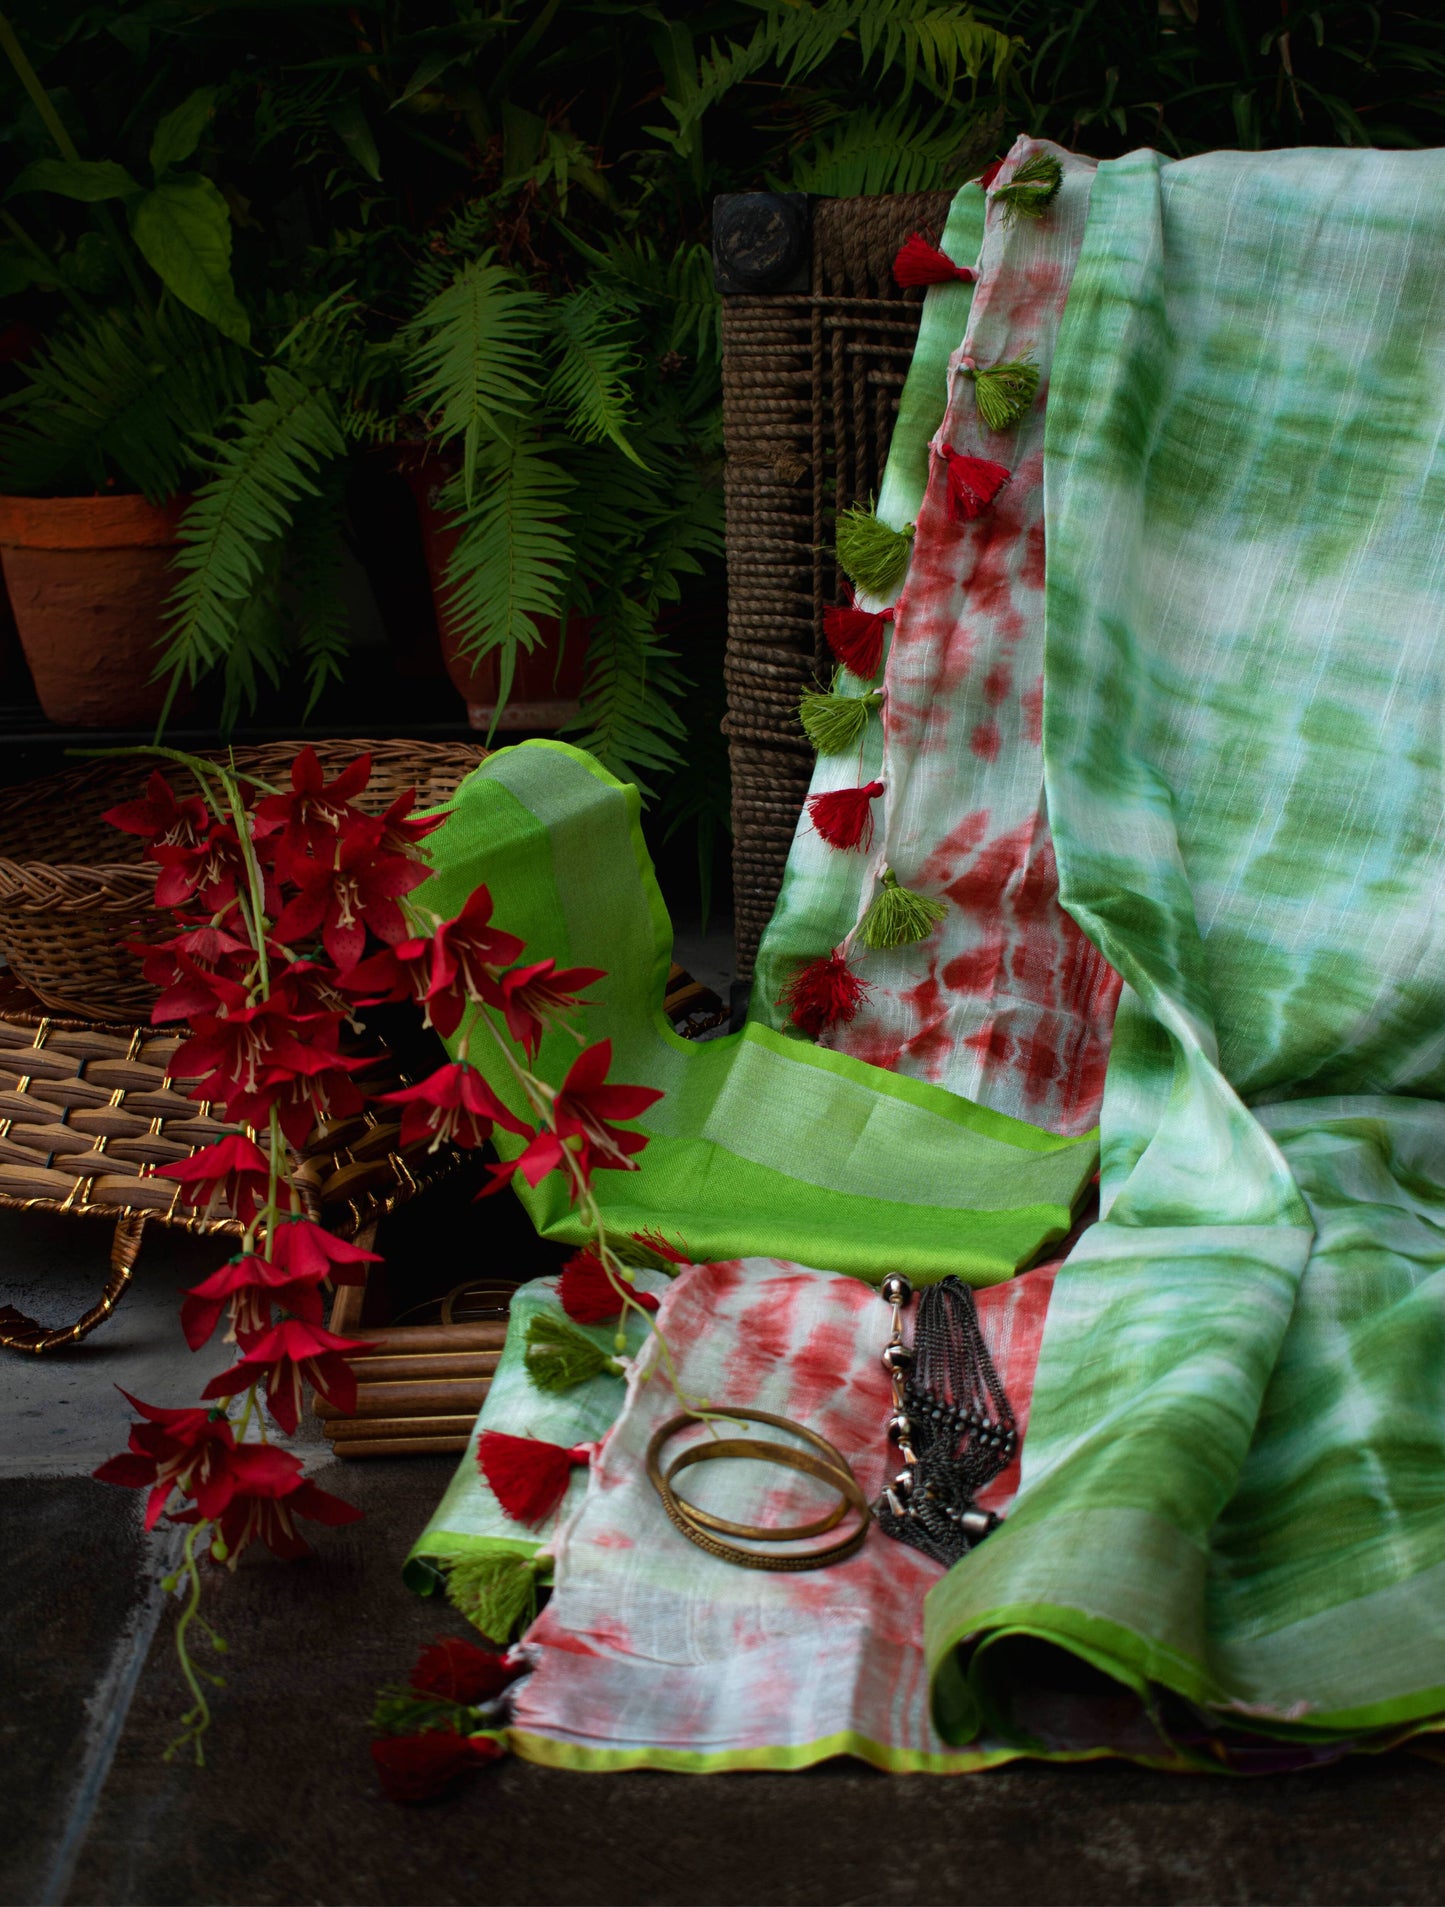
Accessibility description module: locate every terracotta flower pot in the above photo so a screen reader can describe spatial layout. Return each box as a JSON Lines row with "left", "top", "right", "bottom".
{"left": 399, "top": 454, "right": 590, "bottom": 732}
{"left": 0, "top": 492, "right": 187, "bottom": 728}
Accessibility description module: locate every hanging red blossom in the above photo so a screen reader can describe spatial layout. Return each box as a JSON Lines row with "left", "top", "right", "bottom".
{"left": 151, "top": 821, "right": 253, "bottom": 913}
{"left": 266, "top": 1215, "right": 381, "bottom": 1286}
{"left": 780, "top": 951, "right": 871, "bottom": 1039}
{"left": 483, "top": 1038, "right": 662, "bottom": 1192}
{"left": 427, "top": 887, "right": 526, "bottom": 1037}
{"left": 200, "top": 1317, "right": 371, "bottom": 1436}
{"left": 334, "top": 935, "right": 434, "bottom": 1013}
{"left": 252, "top": 746, "right": 372, "bottom": 869}
{"left": 154, "top": 1134, "right": 271, "bottom": 1223}
{"left": 479, "top": 958, "right": 606, "bottom": 1061}
{"left": 272, "top": 815, "right": 430, "bottom": 970}
{"left": 174, "top": 1443, "right": 363, "bottom": 1562}
{"left": 93, "top": 1391, "right": 238, "bottom": 1529}
{"left": 103, "top": 770, "right": 211, "bottom": 851}
{"left": 382, "top": 1060, "right": 532, "bottom": 1153}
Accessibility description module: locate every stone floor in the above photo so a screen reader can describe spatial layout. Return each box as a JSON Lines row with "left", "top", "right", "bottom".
{"left": 4, "top": 923, "right": 1444, "bottom": 1905}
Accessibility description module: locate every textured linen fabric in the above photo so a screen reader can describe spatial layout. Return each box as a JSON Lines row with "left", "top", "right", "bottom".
{"left": 505, "top": 1256, "right": 1083, "bottom": 1773}
{"left": 753, "top": 146, "right": 1121, "bottom": 1140}
{"left": 926, "top": 146, "right": 1445, "bottom": 1759}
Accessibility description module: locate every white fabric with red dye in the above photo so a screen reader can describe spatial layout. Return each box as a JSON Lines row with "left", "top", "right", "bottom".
{"left": 507, "top": 1257, "right": 1060, "bottom": 1772}
{"left": 752, "top": 143, "right": 1121, "bottom": 1138}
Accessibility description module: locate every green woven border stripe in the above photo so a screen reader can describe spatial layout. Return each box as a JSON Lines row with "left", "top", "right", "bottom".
{"left": 415, "top": 737, "right": 1096, "bottom": 1286}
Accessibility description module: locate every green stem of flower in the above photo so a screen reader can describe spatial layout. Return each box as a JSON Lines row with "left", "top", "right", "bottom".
{"left": 164, "top": 1521, "right": 215, "bottom": 1767}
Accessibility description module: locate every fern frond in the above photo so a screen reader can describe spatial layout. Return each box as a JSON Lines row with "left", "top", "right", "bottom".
{"left": 285, "top": 485, "right": 350, "bottom": 717}
{"left": 156, "top": 370, "right": 347, "bottom": 706}
{"left": 218, "top": 547, "right": 287, "bottom": 736}
{"left": 436, "top": 429, "right": 575, "bottom": 720}
{"left": 774, "top": 99, "right": 969, "bottom": 196}
{"left": 0, "top": 302, "right": 247, "bottom": 501}
{"left": 547, "top": 289, "right": 644, "bottom": 466}
{"left": 562, "top": 593, "right": 689, "bottom": 795}
{"left": 595, "top": 238, "right": 722, "bottom": 364}
{"left": 403, "top": 255, "right": 547, "bottom": 503}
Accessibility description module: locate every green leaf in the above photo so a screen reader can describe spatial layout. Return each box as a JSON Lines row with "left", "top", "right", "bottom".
{"left": 149, "top": 88, "right": 217, "bottom": 176}
{"left": 548, "top": 289, "right": 645, "bottom": 466}
{"left": 435, "top": 430, "right": 574, "bottom": 727}
{"left": 0, "top": 250, "right": 35, "bottom": 298}
{"left": 403, "top": 255, "right": 546, "bottom": 504}
{"left": 326, "top": 99, "right": 382, "bottom": 182}
{"left": 562, "top": 593, "right": 689, "bottom": 797}
{"left": 128, "top": 175, "right": 250, "bottom": 345}
{"left": 10, "top": 157, "right": 140, "bottom": 203}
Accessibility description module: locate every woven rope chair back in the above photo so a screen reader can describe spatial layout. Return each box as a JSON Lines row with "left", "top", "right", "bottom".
{"left": 720, "top": 190, "right": 952, "bottom": 980}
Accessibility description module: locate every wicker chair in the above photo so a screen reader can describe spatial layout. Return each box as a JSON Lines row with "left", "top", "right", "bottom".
{"left": 715, "top": 189, "right": 954, "bottom": 981}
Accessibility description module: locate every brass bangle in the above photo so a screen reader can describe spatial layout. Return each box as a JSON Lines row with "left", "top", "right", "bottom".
{"left": 646, "top": 1409, "right": 871, "bottom": 1572}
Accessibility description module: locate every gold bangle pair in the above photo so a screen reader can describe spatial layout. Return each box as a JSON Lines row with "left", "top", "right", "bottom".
{"left": 646, "top": 1407, "right": 871, "bottom": 1572}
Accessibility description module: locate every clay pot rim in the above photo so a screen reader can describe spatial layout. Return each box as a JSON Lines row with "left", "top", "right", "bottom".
{"left": 0, "top": 491, "right": 188, "bottom": 551}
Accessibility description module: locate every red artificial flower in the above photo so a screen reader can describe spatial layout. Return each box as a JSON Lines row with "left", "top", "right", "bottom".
{"left": 180, "top": 1251, "right": 295, "bottom": 1350}
{"left": 150, "top": 820, "right": 254, "bottom": 913}
{"left": 177, "top": 1442, "right": 362, "bottom": 1561}
{"left": 252, "top": 746, "right": 373, "bottom": 868}
{"left": 409, "top": 1637, "right": 522, "bottom": 1705}
{"left": 334, "top": 936, "right": 434, "bottom": 1014}
{"left": 168, "top": 977, "right": 361, "bottom": 1144}
{"left": 266, "top": 1215, "right": 381, "bottom": 1287}
{"left": 483, "top": 1039, "right": 661, "bottom": 1192}
{"left": 250, "top": 1021, "right": 366, "bottom": 1150}
{"left": 272, "top": 816, "right": 430, "bottom": 970}
{"left": 103, "top": 771, "right": 210, "bottom": 852}
{"left": 154, "top": 1134, "right": 271, "bottom": 1224}
{"left": 93, "top": 1390, "right": 237, "bottom": 1529}
{"left": 200, "top": 1317, "right": 370, "bottom": 1436}
{"left": 479, "top": 958, "right": 605, "bottom": 1060}
{"left": 426, "top": 887, "right": 526, "bottom": 1038}
{"left": 137, "top": 924, "right": 255, "bottom": 1022}
{"left": 382, "top": 1061, "right": 532, "bottom": 1153}
{"left": 558, "top": 1249, "right": 661, "bottom": 1325}
{"left": 371, "top": 1731, "right": 503, "bottom": 1804}
{"left": 374, "top": 788, "right": 449, "bottom": 859}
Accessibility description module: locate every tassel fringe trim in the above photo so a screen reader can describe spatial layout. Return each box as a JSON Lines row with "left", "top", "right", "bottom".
{"left": 963, "top": 359, "right": 1039, "bottom": 433}
{"left": 524, "top": 1310, "right": 625, "bottom": 1392}
{"left": 823, "top": 603, "right": 893, "bottom": 680}
{"left": 781, "top": 951, "right": 871, "bottom": 1038}
{"left": 860, "top": 868, "right": 948, "bottom": 949}
{"left": 800, "top": 685, "right": 883, "bottom": 755}
{"left": 939, "top": 448, "right": 1011, "bottom": 522}
{"left": 835, "top": 504, "right": 914, "bottom": 597}
{"left": 444, "top": 1550, "right": 542, "bottom": 1644}
{"left": 892, "top": 232, "right": 977, "bottom": 288}
{"left": 993, "top": 151, "right": 1063, "bottom": 224}
{"left": 475, "top": 1430, "right": 591, "bottom": 1529}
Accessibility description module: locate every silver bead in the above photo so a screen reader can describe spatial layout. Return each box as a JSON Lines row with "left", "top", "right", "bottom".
{"left": 960, "top": 1508, "right": 995, "bottom": 1538}
{"left": 881, "top": 1342, "right": 914, "bottom": 1373}
{"left": 880, "top": 1273, "right": 913, "bottom": 1307}
{"left": 893, "top": 1467, "right": 915, "bottom": 1499}
{"left": 886, "top": 1412, "right": 912, "bottom": 1444}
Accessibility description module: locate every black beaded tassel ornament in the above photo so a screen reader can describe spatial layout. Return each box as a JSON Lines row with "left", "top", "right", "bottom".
{"left": 875, "top": 1273, "right": 1017, "bottom": 1567}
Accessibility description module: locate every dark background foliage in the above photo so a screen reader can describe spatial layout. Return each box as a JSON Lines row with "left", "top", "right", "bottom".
{"left": 1, "top": 2, "right": 1442, "bottom": 910}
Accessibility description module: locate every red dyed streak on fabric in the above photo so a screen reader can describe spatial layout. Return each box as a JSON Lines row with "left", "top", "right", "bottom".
{"left": 788, "top": 1314, "right": 859, "bottom": 1420}
{"left": 983, "top": 664, "right": 1012, "bottom": 706}
{"left": 958, "top": 507, "right": 1028, "bottom": 634}
{"left": 1018, "top": 1011, "right": 1066, "bottom": 1107}
{"left": 720, "top": 1273, "right": 802, "bottom": 1400}
{"left": 945, "top": 817, "right": 1038, "bottom": 914}
{"left": 1021, "top": 518, "right": 1047, "bottom": 594}
{"left": 963, "top": 1020, "right": 1016, "bottom": 1070}
{"left": 590, "top": 1528, "right": 635, "bottom": 1549}
{"left": 971, "top": 720, "right": 1001, "bottom": 762}
{"left": 1021, "top": 674, "right": 1044, "bottom": 746}
{"left": 916, "top": 808, "right": 991, "bottom": 887}
{"left": 943, "top": 932, "right": 1007, "bottom": 997}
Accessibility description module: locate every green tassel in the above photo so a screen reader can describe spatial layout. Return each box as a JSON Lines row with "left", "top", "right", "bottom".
{"left": 835, "top": 503, "right": 914, "bottom": 597}
{"left": 799, "top": 685, "right": 883, "bottom": 755}
{"left": 967, "top": 359, "right": 1039, "bottom": 432}
{"left": 994, "top": 151, "right": 1063, "bottom": 224}
{"left": 524, "top": 1310, "right": 625, "bottom": 1392}
{"left": 860, "top": 867, "right": 948, "bottom": 949}
{"left": 445, "top": 1550, "right": 540, "bottom": 1643}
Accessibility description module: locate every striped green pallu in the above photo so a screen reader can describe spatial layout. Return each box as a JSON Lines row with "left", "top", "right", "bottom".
{"left": 928, "top": 146, "right": 1445, "bottom": 1759}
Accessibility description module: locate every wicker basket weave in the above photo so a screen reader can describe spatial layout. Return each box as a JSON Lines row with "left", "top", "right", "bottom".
{"left": 0, "top": 740, "right": 484, "bottom": 1022}
{"left": 721, "top": 190, "right": 954, "bottom": 977}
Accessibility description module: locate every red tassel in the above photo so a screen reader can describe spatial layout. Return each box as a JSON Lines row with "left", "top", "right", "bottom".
{"left": 979, "top": 158, "right": 1005, "bottom": 191}
{"left": 807, "top": 781, "right": 885, "bottom": 852}
{"left": 475, "top": 1430, "right": 591, "bottom": 1528}
{"left": 558, "top": 1249, "right": 661, "bottom": 1325}
{"left": 892, "top": 232, "right": 977, "bottom": 289}
{"left": 823, "top": 603, "right": 894, "bottom": 679}
{"left": 780, "top": 951, "right": 871, "bottom": 1039}
{"left": 939, "top": 448, "right": 1011, "bottom": 522}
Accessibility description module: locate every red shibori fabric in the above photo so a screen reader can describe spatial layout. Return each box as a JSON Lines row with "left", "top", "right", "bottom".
{"left": 506, "top": 1255, "right": 1061, "bottom": 1772}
